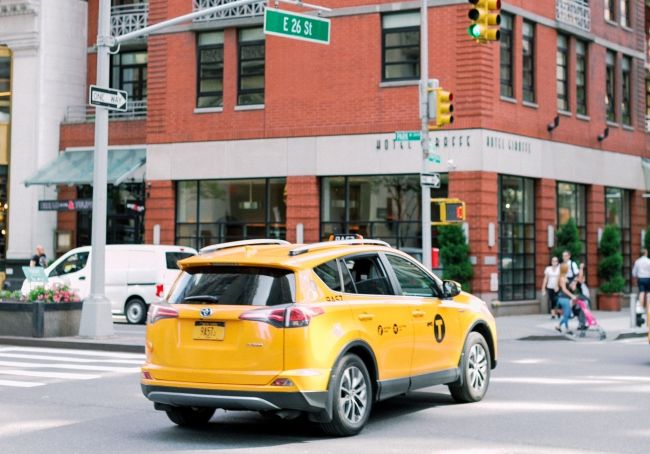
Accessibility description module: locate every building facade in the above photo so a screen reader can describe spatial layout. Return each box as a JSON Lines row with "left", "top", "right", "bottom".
{"left": 31, "top": 0, "right": 650, "bottom": 309}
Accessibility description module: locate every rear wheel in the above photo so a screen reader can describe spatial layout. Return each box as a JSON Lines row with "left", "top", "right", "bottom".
{"left": 166, "top": 406, "right": 215, "bottom": 427}
{"left": 125, "top": 298, "right": 147, "bottom": 324}
{"left": 448, "top": 332, "right": 490, "bottom": 403}
{"left": 320, "top": 354, "right": 371, "bottom": 437}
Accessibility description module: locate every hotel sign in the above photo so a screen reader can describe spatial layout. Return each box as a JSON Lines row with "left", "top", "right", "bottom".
{"left": 38, "top": 199, "right": 93, "bottom": 212}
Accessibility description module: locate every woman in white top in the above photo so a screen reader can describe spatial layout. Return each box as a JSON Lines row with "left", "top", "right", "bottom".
{"left": 541, "top": 256, "right": 560, "bottom": 318}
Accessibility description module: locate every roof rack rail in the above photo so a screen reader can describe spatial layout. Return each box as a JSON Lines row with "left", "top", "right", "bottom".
{"left": 200, "top": 239, "right": 290, "bottom": 254}
{"left": 289, "top": 239, "right": 391, "bottom": 257}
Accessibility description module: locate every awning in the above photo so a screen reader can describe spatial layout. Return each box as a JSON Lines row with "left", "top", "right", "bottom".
{"left": 24, "top": 148, "right": 146, "bottom": 187}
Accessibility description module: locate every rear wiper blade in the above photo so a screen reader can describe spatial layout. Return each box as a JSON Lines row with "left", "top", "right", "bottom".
{"left": 182, "top": 295, "right": 220, "bottom": 303}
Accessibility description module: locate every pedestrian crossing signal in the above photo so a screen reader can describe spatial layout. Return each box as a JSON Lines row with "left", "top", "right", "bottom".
{"left": 431, "top": 198, "right": 466, "bottom": 225}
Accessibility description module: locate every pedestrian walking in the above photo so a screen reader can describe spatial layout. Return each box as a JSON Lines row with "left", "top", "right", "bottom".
{"left": 556, "top": 263, "right": 579, "bottom": 334}
{"left": 541, "top": 256, "right": 560, "bottom": 318}
{"left": 562, "top": 250, "right": 580, "bottom": 292}
{"left": 632, "top": 248, "right": 650, "bottom": 325}
{"left": 29, "top": 245, "right": 47, "bottom": 268}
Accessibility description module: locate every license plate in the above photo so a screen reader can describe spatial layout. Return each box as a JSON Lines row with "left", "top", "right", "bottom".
{"left": 193, "top": 321, "right": 225, "bottom": 341}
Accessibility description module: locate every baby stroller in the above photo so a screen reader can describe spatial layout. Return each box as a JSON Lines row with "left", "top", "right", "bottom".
{"left": 573, "top": 298, "right": 606, "bottom": 340}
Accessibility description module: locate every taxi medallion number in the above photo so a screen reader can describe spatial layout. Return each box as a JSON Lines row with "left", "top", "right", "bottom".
{"left": 193, "top": 321, "right": 225, "bottom": 341}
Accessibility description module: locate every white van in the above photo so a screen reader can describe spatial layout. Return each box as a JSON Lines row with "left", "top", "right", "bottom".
{"left": 21, "top": 244, "right": 197, "bottom": 324}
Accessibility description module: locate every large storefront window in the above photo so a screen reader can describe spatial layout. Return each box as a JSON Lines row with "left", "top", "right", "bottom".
{"left": 320, "top": 175, "right": 444, "bottom": 257}
{"left": 557, "top": 182, "right": 587, "bottom": 265}
{"left": 176, "top": 178, "right": 286, "bottom": 249}
{"left": 499, "top": 175, "right": 536, "bottom": 301}
{"left": 77, "top": 183, "right": 145, "bottom": 246}
{"left": 605, "top": 187, "right": 631, "bottom": 292}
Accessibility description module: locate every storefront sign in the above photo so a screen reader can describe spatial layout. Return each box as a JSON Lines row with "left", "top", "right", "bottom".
{"left": 485, "top": 134, "right": 532, "bottom": 154}
{"left": 38, "top": 199, "right": 93, "bottom": 211}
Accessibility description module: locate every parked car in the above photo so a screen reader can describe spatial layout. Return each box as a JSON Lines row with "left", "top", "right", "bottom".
{"left": 21, "top": 244, "right": 197, "bottom": 324}
{"left": 141, "top": 238, "right": 498, "bottom": 436}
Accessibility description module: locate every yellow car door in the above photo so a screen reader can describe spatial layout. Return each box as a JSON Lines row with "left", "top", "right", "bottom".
{"left": 340, "top": 253, "right": 414, "bottom": 392}
{"left": 384, "top": 253, "right": 461, "bottom": 379}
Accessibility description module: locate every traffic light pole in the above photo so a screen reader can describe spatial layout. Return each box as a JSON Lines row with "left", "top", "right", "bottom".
{"left": 420, "top": 0, "right": 432, "bottom": 271}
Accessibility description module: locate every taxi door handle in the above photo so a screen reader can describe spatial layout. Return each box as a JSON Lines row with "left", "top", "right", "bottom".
{"left": 412, "top": 310, "right": 426, "bottom": 318}
{"left": 358, "top": 313, "right": 374, "bottom": 321}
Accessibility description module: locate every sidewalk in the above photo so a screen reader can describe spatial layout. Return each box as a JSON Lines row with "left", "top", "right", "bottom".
{"left": 0, "top": 310, "right": 647, "bottom": 353}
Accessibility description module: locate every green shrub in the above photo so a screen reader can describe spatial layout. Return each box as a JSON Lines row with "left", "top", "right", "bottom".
{"left": 438, "top": 224, "right": 473, "bottom": 292}
{"left": 552, "top": 218, "right": 583, "bottom": 264}
{"left": 0, "top": 290, "right": 22, "bottom": 301}
{"left": 598, "top": 224, "right": 625, "bottom": 294}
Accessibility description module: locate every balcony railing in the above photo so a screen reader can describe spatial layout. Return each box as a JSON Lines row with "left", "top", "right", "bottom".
{"left": 111, "top": 2, "right": 148, "bottom": 37}
{"left": 192, "top": 0, "right": 265, "bottom": 22}
{"left": 556, "top": 0, "right": 590, "bottom": 32}
{"left": 64, "top": 100, "right": 148, "bottom": 123}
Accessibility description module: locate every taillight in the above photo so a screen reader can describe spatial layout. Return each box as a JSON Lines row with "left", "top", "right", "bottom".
{"left": 155, "top": 284, "right": 164, "bottom": 298}
{"left": 147, "top": 303, "right": 178, "bottom": 324}
{"left": 239, "top": 306, "right": 323, "bottom": 328}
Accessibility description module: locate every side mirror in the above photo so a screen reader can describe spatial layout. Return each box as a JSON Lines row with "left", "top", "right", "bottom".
{"left": 442, "top": 280, "right": 461, "bottom": 299}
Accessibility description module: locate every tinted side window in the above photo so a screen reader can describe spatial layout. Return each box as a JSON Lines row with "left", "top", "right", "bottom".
{"left": 314, "top": 260, "right": 342, "bottom": 291}
{"left": 386, "top": 254, "right": 439, "bottom": 297}
{"left": 166, "top": 252, "right": 195, "bottom": 270}
{"left": 168, "top": 266, "right": 295, "bottom": 306}
{"left": 344, "top": 255, "right": 393, "bottom": 296}
{"left": 50, "top": 252, "right": 89, "bottom": 277}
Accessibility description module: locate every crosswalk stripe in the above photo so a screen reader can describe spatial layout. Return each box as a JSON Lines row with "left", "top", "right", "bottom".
{"left": 0, "top": 369, "right": 101, "bottom": 380}
{"left": 0, "top": 346, "right": 145, "bottom": 360}
{"left": 0, "top": 360, "right": 139, "bottom": 373}
{"left": 0, "top": 379, "right": 44, "bottom": 388}
{"left": 0, "top": 353, "right": 143, "bottom": 365}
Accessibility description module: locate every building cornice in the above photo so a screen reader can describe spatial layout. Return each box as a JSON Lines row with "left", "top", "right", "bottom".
{"left": 0, "top": 0, "right": 38, "bottom": 17}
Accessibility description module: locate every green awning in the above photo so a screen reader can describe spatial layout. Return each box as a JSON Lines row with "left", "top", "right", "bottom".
{"left": 24, "top": 148, "right": 146, "bottom": 187}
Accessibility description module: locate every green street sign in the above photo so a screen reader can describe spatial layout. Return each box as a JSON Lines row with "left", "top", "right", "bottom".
{"left": 394, "top": 131, "right": 421, "bottom": 141}
{"left": 264, "top": 8, "right": 331, "bottom": 45}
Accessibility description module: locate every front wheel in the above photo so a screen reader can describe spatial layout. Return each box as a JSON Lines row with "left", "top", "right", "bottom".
{"left": 320, "top": 354, "right": 372, "bottom": 437}
{"left": 166, "top": 406, "right": 215, "bottom": 427}
{"left": 448, "top": 332, "right": 491, "bottom": 403}
{"left": 125, "top": 298, "right": 147, "bottom": 324}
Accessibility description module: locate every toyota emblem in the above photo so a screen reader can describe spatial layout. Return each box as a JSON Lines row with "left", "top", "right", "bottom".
{"left": 200, "top": 308, "right": 212, "bottom": 317}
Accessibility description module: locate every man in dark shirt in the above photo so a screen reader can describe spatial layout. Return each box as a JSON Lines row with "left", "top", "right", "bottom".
{"left": 30, "top": 245, "right": 47, "bottom": 268}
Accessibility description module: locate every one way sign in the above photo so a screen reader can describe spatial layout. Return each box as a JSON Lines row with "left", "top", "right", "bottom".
{"left": 89, "top": 85, "right": 128, "bottom": 112}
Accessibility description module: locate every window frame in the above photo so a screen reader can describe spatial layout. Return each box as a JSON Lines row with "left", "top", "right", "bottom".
{"left": 110, "top": 50, "right": 148, "bottom": 101}
{"left": 499, "top": 12, "right": 514, "bottom": 99}
{"left": 381, "top": 11, "right": 420, "bottom": 82}
{"left": 237, "top": 28, "right": 265, "bottom": 106}
{"left": 575, "top": 40, "right": 588, "bottom": 115}
{"left": 556, "top": 182, "right": 587, "bottom": 266}
{"left": 556, "top": 33, "right": 569, "bottom": 112}
{"left": 606, "top": 51, "right": 616, "bottom": 122}
{"left": 621, "top": 56, "right": 632, "bottom": 126}
{"left": 620, "top": 0, "right": 630, "bottom": 27}
{"left": 604, "top": 0, "right": 616, "bottom": 22}
{"left": 196, "top": 31, "right": 224, "bottom": 109}
{"left": 522, "top": 20, "right": 536, "bottom": 103}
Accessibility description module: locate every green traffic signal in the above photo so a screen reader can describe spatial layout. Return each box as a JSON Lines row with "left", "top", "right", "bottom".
{"left": 467, "top": 24, "right": 481, "bottom": 39}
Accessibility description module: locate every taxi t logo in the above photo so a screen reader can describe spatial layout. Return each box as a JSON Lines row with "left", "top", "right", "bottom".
{"left": 434, "top": 314, "right": 445, "bottom": 343}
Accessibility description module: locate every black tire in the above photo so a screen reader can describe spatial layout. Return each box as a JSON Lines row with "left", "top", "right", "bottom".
{"left": 320, "top": 354, "right": 372, "bottom": 437}
{"left": 125, "top": 298, "right": 147, "bottom": 324}
{"left": 448, "top": 332, "right": 491, "bottom": 403}
{"left": 166, "top": 406, "right": 215, "bottom": 427}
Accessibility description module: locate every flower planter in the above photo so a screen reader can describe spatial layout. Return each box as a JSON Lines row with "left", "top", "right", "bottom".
{"left": 597, "top": 293, "right": 621, "bottom": 312}
{"left": 0, "top": 301, "right": 83, "bottom": 338}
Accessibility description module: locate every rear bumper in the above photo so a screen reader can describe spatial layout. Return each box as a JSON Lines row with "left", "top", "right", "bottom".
{"left": 141, "top": 384, "right": 328, "bottom": 413}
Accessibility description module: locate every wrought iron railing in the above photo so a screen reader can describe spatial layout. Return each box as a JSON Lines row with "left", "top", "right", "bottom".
{"left": 556, "top": 0, "right": 590, "bottom": 32}
{"left": 192, "top": 0, "right": 265, "bottom": 22}
{"left": 111, "top": 2, "right": 149, "bottom": 37}
{"left": 64, "top": 100, "right": 148, "bottom": 123}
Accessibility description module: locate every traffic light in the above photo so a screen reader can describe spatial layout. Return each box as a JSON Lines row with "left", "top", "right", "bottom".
{"left": 435, "top": 88, "right": 453, "bottom": 128}
{"left": 431, "top": 198, "right": 466, "bottom": 225}
{"left": 467, "top": 0, "right": 501, "bottom": 43}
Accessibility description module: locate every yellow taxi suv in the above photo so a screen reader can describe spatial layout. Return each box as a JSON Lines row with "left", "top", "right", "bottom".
{"left": 141, "top": 238, "right": 498, "bottom": 436}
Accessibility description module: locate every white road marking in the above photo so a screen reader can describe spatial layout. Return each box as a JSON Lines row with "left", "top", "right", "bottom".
{"left": 0, "top": 360, "right": 139, "bottom": 373}
{"left": 0, "top": 369, "right": 100, "bottom": 380}
{"left": 0, "top": 379, "right": 44, "bottom": 388}
{"left": 0, "top": 346, "right": 144, "bottom": 359}
{"left": 0, "top": 352, "right": 142, "bottom": 364}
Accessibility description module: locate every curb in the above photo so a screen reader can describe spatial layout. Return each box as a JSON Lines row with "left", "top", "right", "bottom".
{"left": 0, "top": 337, "right": 144, "bottom": 354}
{"left": 613, "top": 331, "right": 648, "bottom": 341}
{"left": 518, "top": 334, "right": 574, "bottom": 341}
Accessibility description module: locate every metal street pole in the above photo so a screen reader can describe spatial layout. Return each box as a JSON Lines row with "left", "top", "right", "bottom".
{"left": 420, "top": 0, "right": 432, "bottom": 271}
{"left": 79, "top": 0, "right": 113, "bottom": 337}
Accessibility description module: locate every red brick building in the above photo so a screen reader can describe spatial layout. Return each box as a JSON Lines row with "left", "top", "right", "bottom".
{"left": 50, "top": 0, "right": 650, "bottom": 311}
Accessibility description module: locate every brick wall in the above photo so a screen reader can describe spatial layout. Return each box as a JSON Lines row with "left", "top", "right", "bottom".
{"left": 57, "top": 186, "right": 78, "bottom": 252}
{"left": 536, "top": 178, "right": 557, "bottom": 289}
{"left": 144, "top": 181, "right": 175, "bottom": 245}
{"left": 586, "top": 185, "right": 606, "bottom": 295}
{"left": 286, "top": 176, "right": 320, "bottom": 243}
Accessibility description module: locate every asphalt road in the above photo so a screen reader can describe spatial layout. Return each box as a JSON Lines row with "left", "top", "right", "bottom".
{"left": 0, "top": 337, "right": 648, "bottom": 454}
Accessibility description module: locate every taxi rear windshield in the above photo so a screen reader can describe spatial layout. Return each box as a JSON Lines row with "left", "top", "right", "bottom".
{"left": 167, "top": 266, "right": 296, "bottom": 306}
